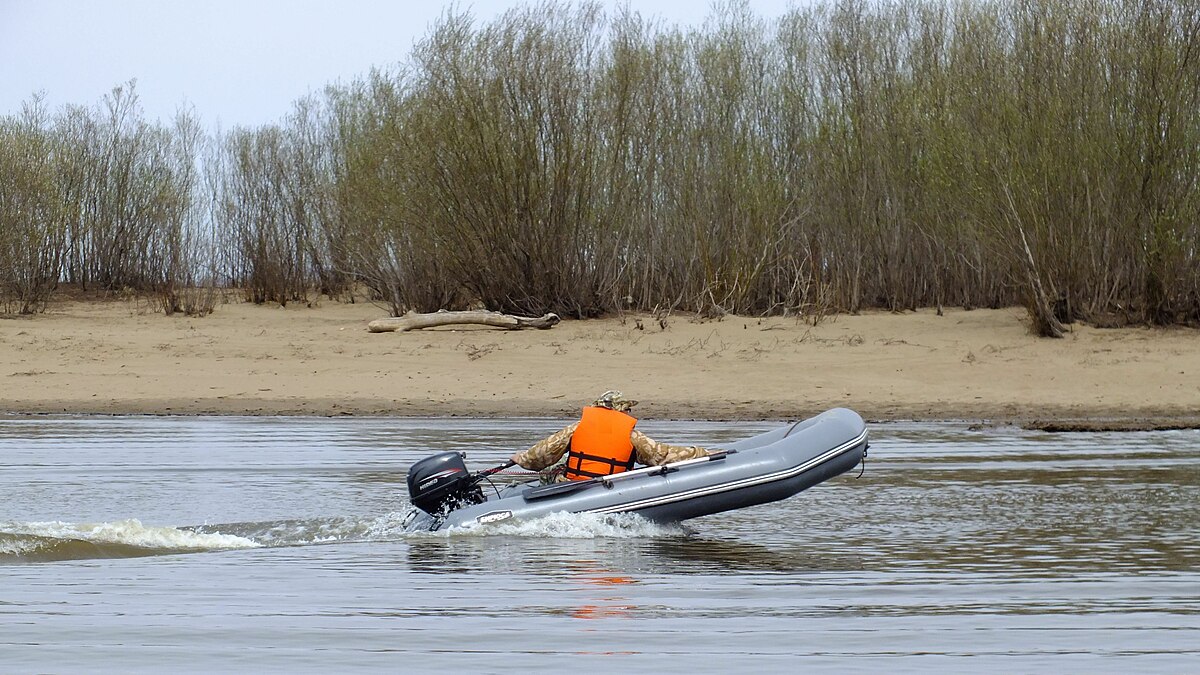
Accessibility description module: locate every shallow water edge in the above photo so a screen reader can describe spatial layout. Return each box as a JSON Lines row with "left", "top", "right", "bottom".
{"left": 4, "top": 405, "right": 1199, "bottom": 431}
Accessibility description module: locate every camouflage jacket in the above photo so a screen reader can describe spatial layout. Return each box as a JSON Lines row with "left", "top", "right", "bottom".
{"left": 512, "top": 422, "right": 710, "bottom": 476}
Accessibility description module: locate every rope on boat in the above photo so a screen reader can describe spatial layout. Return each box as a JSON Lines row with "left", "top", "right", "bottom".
{"left": 782, "top": 419, "right": 803, "bottom": 438}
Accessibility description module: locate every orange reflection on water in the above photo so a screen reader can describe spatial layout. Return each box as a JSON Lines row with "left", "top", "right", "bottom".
{"left": 569, "top": 565, "right": 637, "bottom": 621}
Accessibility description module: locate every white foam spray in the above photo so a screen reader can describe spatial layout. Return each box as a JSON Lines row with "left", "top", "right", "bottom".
{"left": 407, "top": 511, "right": 688, "bottom": 539}
{"left": 2, "top": 519, "right": 261, "bottom": 552}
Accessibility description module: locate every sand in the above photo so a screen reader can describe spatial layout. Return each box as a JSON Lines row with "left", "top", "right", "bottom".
{"left": 2, "top": 297, "right": 1197, "bottom": 428}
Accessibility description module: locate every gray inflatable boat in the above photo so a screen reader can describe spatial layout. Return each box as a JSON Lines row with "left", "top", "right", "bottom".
{"left": 402, "top": 407, "right": 868, "bottom": 532}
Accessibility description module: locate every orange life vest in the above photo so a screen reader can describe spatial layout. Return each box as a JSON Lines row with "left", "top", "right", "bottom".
{"left": 563, "top": 406, "right": 638, "bottom": 481}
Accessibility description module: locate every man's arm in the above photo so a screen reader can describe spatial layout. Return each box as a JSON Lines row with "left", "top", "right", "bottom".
{"left": 511, "top": 423, "right": 578, "bottom": 470}
{"left": 631, "top": 430, "right": 710, "bottom": 466}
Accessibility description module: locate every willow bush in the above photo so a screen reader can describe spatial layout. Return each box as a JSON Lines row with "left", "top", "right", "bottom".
{"left": 328, "top": 0, "right": 1197, "bottom": 330}
{"left": 217, "top": 126, "right": 306, "bottom": 305}
{"left": 57, "top": 84, "right": 189, "bottom": 293}
{"left": 155, "top": 108, "right": 218, "bottom": 316}
{"left": 328, "top": 72, "right": 465, "bottom": 313}
{"left": 404, "top": 4, "right": 617, "bottom": 316}
{"left": 0, "top": 98, "right": 64, "bottom": 314}
{"left": 1, "top": 0, "right": 1196, "bottom": 332}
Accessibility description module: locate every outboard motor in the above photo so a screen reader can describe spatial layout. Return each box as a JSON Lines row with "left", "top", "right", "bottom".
{"left": 407, "top": 452, "right": 485, "bottom": 516}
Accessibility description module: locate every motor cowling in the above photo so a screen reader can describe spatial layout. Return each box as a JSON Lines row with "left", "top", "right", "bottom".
{"left": 407, "top": 452, "right": 484, "bottom": 515}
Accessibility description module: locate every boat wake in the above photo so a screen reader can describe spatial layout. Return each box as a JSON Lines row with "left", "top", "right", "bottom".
{"left": 0, "top": 519, "right": 260, "bottom": 563}
{"left": 1, "top": 511, "right": 685, "bottom": 563}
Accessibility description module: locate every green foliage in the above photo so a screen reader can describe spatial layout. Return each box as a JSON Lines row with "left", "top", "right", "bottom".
{"left": 1, "top": 0, "right": 1197, "bottom": 331}
{"left": 0, "top": 97, "right": 63, "bottom": 313}
{"left": 322, "top": 0, "right": 1200, "bottom": 328}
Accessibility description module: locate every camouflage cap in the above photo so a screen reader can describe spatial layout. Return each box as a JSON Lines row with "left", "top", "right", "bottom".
{"left": 593, "top": 390, "right": 638, "bottom": 412}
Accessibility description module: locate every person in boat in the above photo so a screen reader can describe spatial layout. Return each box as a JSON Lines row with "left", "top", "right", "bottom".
{"left": 510, "top": 390, "right": 711, "bottom": 483}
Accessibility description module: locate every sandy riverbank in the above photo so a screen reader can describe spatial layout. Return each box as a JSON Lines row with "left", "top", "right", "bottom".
{"left": 1, "top": 297, "right": 1197, "bottom": 429}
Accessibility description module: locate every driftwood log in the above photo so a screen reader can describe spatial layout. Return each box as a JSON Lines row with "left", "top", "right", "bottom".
{"left": 368, "top": 310, "right": 560, "bottom": 333}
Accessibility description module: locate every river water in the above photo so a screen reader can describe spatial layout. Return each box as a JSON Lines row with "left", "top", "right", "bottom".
{"left": 1, "top": 415, "right": 1197, "bottom": 672}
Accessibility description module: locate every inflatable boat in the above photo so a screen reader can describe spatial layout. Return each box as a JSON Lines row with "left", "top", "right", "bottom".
{"left": 402, "top": 407, "right": 868, "bottom": 532}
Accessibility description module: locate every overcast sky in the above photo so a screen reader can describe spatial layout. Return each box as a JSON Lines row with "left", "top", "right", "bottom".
{"left": 1, "top": 0, "right": 801, "bottom": 129}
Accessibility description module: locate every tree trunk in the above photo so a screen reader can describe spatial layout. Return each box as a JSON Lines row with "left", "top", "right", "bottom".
{"left": 368, "top": 310, "right": 560, "bottom": 333}
{"left": 1018, "top": 225, "right": 1065, "bottom": 338}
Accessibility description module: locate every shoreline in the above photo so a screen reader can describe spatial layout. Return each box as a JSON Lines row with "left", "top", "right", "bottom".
{"left": 3, "top": 299, "right": 1198, "bottom": 431}
{"left": 5, "top": 399, "right": 1199, "bottom": 432}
